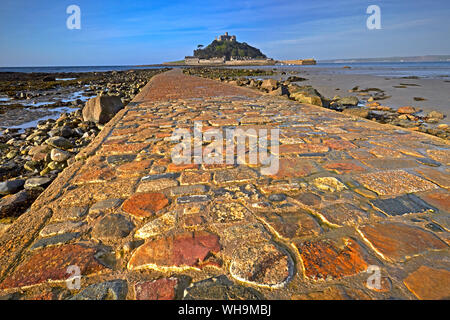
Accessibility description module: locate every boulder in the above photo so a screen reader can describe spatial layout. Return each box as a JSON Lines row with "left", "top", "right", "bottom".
{"left": 261, "top": 79, "right": 279, "bottom": 91}
{"left": 0, "top": 179, "right": 25, "bottom": 195}
{"left": 24, "top": 177, "right": 52, "bottom": 190}
{"left": 45, "top": 137, "right": 73, "bottom": 150}
{"left": 337, "top": 96, "right": 359, "bottom": 106}
{"left": 268, "top": 85, "right": 289, "bottom": 96}
{"left": 0, "top": 190, "right": 35, "bottom": 218}
{"left": 289, "top": 85, "right": 323, "bottom": 107}
{"left": 0, "top": 161, "right": 20, "bottom": 180}
{"left": 82, "top": 95, "right": 124, "bottom": 124}
{"left": 50, "top": 148, "right": 71, "bottom": 162}
{"left": 342, "top": 108, "right": 370, "bottom": 119}
{"left": 42, "top": 76, "right": 56, "bottom": 82}
{"left": 286, "top": 76, "right": 307, "bottom": 82}
{"left": 291, "top": 92, "right": 323, "bottom": 106}
{"left": 428, "top": 110, "right": 445, "bottom": 120}
{"left": 397, "top": 106, "right": 416, "bottom": 114}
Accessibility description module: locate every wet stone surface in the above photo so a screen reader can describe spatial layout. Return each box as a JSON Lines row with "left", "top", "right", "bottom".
{"left": 295, "top": 238, "right": 369, "bottom": 280}
{"left": 134, "top": 278, "right": 178, "bottom": 300}
{"left": 69, "top": 280, "right": 128, "bottom": 300}
{"left": 358, "top": 222, "right": 448, "bottom": 262}
{"left": 370, "top": 194, "right": 436, "bottom": 216}
{"left": 184, "top": 276, "right": 264, "bottom": 300}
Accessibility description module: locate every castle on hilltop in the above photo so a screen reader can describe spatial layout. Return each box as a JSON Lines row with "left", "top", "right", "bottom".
{"left": 215, "top": 32, "right": 236, "bottom": 42}
{"left": 183, "top": 32, "right": 274, "bottom": 66}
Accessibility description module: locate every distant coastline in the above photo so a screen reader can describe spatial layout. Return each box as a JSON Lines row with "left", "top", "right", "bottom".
{"left": 320, "top": 55, "right": 450, "bottom": 63}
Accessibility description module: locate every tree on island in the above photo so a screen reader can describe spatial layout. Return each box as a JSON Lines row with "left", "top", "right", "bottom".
{"left": 193, "top": 39, "right": 267, "bottom": 60}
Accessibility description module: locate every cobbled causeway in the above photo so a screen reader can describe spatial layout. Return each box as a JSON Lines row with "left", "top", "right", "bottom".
{"left": 0, "top": 69, "right": 449, "bottom": 300}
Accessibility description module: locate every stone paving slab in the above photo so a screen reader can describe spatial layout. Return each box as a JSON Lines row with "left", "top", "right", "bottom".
{"left": 0, "top": 69, "right": 449, "bottom": 300}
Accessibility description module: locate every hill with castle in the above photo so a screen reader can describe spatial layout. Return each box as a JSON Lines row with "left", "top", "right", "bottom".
{"left": 184, "top": 32, "right": 274, "bottom": 66}
{"left": 162, "top": 32, "right": 316, "bottom": 66}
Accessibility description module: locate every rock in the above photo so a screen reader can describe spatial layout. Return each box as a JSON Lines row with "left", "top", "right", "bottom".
{"left": 358, "top": 222, "right": 447, "bottom": 262}
{"left": 177, "top": 195, "right": 211, "bottom": 204}
{"left": 342, "top": 108, "right": 369, "bottom": 118}
{"left": 268, "top": 85, "right": 289, "bottom": 96}
{"left": 122, "top": 193, "right": 169, "bottom": 218}
{"left": 6, "top": 150, "right": 18, "bottom": 159}
{"left": 92, "top": 214, "right": 134, "bottom": 240}
{"left": 89, "top": 198, "right": 122, "bottom": 215}
{"left": 369, "top": 110, "right": 395, "bottom": 122}
{"left": 42, "top": 76, "right": 55, "bottom": 82}
{"left": 403, "top": 266, "right": 450, "bottom": 300}
{"left": 24, "top": 177, "right": 52, "bottom": 190}
{"left": 82, "top": 95, "right": 124, "bottom": 124}
{"left": 184, "top": 276, "right": 263, "bottom": 300}
{"left": 46, "top": 161, "right": 66, "bottom": 171}
{"left": 24, "top": 160, "right": 40, "bottom": 172}
{"left": 0, "top": 161, "right": 19, "bottom": 179}
{"left": 397, "top": 106, "right": 416, "bottom": 114}
{"left": 0, "top": 179, "right": 25, "bottom": 195}
{"left": 291, "top": 92, "right": 322, "bottom": 106}
{"left": 128, "top": 231, "right": 221, "bottom": 271}
{"left": 69, "top": 280, "right": 128, "bottom": 300}
{"left": 31, "top": 232, "right": 81, "bottom": 250}
{"left": 295, "top": 238, "right": 368, "bottom": 280}
{"left": 135, "top": 212, "right": 176, "bottom": 239}
{"left": 230, "top": 240, "right": 293, "bottom": 287}
{"left": 135, "top": 278, "right": 178, "bottom": 300}
{"left": 337, "top": 96, "right": 359, "bottom": 106}
{"left": 286, "top": 76, "right": 307, "bottom": 82}
{"left": 313, "top": 177, "right": 347, "bottom": 192}
{"left": 289, "top": 85, "right": 323, "bottom": 106}
{"left": 52, "top": 206, "right": 88, "bottom": 221}
{"left": 59, "top": 126, "right": 74, "bottom": 138}
{"left": 268, "top": 194, "right": 287, "bottom": 202}
{"left": 39, "top": 220, "right": 86, "bottom": 237}
{"left": 260, "top": 79, "right": 278, "bottom": 91}
{"left": 0, "top": 190, "right": 35, "bottom": 217}
{"left": 45, "top": 137, "right": 73, "bottom": 150}
{"left": 29, "top": 145, "right": 50, "bottom": 162}
{"left": 50, "top": 148, "right": 71, "bottom": 162}
{"left": 427, "top": 110, "right": 445, "bottom": 120}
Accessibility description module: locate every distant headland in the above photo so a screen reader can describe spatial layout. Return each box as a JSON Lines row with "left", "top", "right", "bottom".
{"left": 320, "top": 55, "right": 450, "bottom": 63}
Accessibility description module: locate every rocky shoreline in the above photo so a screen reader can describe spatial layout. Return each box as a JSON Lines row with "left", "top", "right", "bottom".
{"left": 183, "top": 67, "right": 449, "bottom": 140}
{"left": 0, "top": 68, "right": 169, "bottom": 127}
{"left": 0, "top": 68, "right": 168, "bottom": 228}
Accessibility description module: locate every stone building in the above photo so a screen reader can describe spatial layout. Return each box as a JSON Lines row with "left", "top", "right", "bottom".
{"left": 184, "top": 56, "right": 225, "bottom": 65}
{"left": 215, "top": 32, "right": 236, "bottom": 42}
{"left": 184, "top": 56, "right": 200, "bottom": 64}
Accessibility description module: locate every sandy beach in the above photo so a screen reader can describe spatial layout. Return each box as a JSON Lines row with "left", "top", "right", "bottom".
{"left": 293, "top": 72, "right": 450, "bottom": 124}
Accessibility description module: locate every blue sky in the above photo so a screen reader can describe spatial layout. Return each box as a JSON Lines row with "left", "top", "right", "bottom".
{"left": 1, "top": 0, "right": 449, "bottom": 66}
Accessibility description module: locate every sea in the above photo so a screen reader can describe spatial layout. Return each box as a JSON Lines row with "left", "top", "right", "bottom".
{"left": 237, "top": 61, "right": 450, "bottom": 79}
{"left": 0, "top": 65, "right": 162, "bottom": 74}
{"left": 1, "top": 62, "right": 450, "bottom": 79}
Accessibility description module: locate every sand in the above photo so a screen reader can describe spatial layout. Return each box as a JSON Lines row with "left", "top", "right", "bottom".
{"left": 252, "top": 66, "right": 450, "bottom": 124}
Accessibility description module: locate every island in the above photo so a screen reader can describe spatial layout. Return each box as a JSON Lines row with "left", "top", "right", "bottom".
{"left": 163, "top": 33, "right": 315, "bottom": 66}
